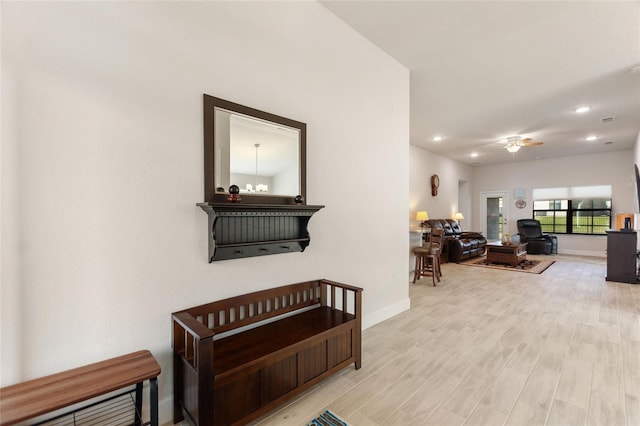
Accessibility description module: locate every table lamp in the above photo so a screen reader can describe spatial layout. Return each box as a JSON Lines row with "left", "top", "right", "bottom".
{"left": 454, "top": 212, "right": 464, "bottom": 229}
{"left": 416, "top": 211, "right": 429, "bottom": 229}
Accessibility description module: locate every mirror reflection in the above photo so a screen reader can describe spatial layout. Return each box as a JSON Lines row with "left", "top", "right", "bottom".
{"left": 215, "top": 109, "right": 300, "bottom": 196}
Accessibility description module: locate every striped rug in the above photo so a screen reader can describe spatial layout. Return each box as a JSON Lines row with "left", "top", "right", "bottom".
{"left": 306, "top": 410, "right": 349, "bottom": 426}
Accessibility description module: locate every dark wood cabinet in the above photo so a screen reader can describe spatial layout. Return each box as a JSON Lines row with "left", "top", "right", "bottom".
{"left": 606, "top": 230, "right": 638, "bottom": 284}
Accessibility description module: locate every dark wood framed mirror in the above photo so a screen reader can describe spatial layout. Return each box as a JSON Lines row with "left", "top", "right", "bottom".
{"left": 203, "top": 94, "right": 306, "bottom": 205}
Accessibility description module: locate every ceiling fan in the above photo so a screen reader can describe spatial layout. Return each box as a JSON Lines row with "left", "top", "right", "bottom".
{"left": 504, "top": 136, "right": 543, "bottom": 153}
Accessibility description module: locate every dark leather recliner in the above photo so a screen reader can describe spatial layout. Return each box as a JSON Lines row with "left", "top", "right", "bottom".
{"left": 517, "top": 219, "right": 555, "bottom": 255}
{"left": 426, "top": 219, "right": 487, "bottom": 262}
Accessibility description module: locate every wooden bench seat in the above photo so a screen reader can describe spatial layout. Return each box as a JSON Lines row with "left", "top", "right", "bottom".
{"left": 214, "top": 307, "right": 356, "bottom": 376}
{"left": 172, "top": 279, "right": 362, "bottom": 426}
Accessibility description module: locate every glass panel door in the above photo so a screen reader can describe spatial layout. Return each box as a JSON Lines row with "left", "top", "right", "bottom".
{"left": 486, "top": 196, "right": 503, "bottom": 240}
{"left": 481, "top": 191, "right": 509, "bottom": 241}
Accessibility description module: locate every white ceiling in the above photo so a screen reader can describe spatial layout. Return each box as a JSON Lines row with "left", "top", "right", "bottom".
{"left": 321, "top": 1, "right": 640, "bottom": 166}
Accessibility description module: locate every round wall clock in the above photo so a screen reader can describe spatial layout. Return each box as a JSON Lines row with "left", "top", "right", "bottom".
{"left": 515, "top": 199, "right": 527, "bottom": 209}
{"left": 431, "top": 174, "right": 440, "bottom": 196}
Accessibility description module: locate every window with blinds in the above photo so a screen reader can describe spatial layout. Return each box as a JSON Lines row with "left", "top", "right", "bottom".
{"left": 531, "top": 186, "right": 612, "bottom": 235}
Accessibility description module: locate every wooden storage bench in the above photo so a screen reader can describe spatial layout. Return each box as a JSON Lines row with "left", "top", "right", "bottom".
{"left": 0, "top": 350, "right": 160, "bottom": 426}
{"left": 172, "top": 279, "right": 363, "bottom": 426}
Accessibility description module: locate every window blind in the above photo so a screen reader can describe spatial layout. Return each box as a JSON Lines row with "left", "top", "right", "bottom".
{"left": 532, "top": 185, "right": 612, "bottom": 200}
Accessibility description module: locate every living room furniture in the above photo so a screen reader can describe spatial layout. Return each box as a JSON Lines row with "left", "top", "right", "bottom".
{"left": 486, "top": 241, "right": 527, "bottom": 266}
{"left": 413, "top": 228, "right": 444, "bottom": 285}
{"left": 426, "top": 219, "right": 487, "bottom": 262}
{"left": 516, "top": 219, "right": 556, "bottom": 255}
{"left": 454, "top": 212, "right": 464, "bottom": 229}
{"left": 0, "top": 350, "right": 160, "bottom": 426}
{"left": 172, "top": 279, "right": 363, "bottom": 426}
{"left": 416, "top": 210, "right": 429, "bottom": 226}
{"left": 606, "top": 230, "right": 639, "bottom": 284}
{"left": 409, "top": 230, "right": 424, "bottom": 274}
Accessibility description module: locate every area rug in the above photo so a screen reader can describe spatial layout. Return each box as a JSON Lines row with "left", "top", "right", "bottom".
{"left": 460, "top": 256, "right": 555, "bottom": 274}
{"left": 306, "top": 410, "right": 349, "bottom": 426}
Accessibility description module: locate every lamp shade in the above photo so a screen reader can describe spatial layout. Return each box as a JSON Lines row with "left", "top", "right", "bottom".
{"left": 416, "top": 211, "right": 429, "bottom": 221}
{"left": 454, "top": 212, "right": 464, "bottom": 220}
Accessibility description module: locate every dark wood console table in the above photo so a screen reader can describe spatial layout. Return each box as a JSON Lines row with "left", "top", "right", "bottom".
{"left": 606, "top": 230, "right": 639, "bottom": 284}
{"left": 0, "top": 350, "right": 161, "bottom": 426}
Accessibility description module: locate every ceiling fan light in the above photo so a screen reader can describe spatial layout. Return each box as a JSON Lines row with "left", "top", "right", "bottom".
{"left": 506, "top": 145, "right": 521, "bottom": 153}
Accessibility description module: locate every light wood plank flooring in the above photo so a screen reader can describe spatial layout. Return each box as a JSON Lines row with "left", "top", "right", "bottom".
{"left": 255, "top": 255, "right": 640, "bottom": 426}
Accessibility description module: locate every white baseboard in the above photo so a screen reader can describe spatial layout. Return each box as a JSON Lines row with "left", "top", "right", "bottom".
{"left": 558, "top": 249, "right": 606, "bottom": 257}
{"left": 362, "top": 297, "right": 411, "bottom": 330}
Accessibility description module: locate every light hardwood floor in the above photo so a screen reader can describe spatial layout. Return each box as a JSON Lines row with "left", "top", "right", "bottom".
{"left": 255, "top": 255, "right": 640, "bottom": 426}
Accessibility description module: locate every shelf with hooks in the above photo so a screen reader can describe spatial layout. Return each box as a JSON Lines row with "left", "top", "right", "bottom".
{"left": 197, "top": 203, "right": 324, "bottom": 262}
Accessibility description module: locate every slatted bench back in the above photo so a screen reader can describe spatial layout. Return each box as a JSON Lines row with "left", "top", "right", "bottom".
{"left": 179, "top": 280, "right": 323, "bottom": 335}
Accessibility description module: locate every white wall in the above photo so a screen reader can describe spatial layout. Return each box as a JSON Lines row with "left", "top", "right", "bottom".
{"left": 0, "top": 2, "right": 410, "bottom": 422}
{"left": 409, "top": 145, "right": 473, "bottom": 228}
{"left": 472, "top": 150, "right": 635, "bottom": 256}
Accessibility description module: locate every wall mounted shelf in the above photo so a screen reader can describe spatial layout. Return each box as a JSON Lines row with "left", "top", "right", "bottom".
{"left": 197, "top": 203, "right": 324, "bottom": 262}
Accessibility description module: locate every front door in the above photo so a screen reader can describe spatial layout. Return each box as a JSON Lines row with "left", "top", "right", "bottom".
{"left": 481, "top": 191, "right": 509, "bottom": 241}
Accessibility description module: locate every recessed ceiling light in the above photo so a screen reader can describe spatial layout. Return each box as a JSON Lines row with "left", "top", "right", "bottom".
{"left": 470, "top": 152, "right": 478, "bottom": 158}
{"left": 575, "top": 106, "right": 590, "bottom": 114}
{"left": 586, "top": 135, "right": 597, "bottom": 141}
{"left": 433, "top": 136, "right": 443, "bottom": 142}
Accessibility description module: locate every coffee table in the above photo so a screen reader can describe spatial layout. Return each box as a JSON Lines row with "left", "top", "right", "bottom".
{"left": 486, "top": 242, "right": 527, "bottom": 266}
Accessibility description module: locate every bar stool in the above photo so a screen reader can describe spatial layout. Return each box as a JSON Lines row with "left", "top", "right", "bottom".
{"left": 412, "top": 228, "right": 444, "bottom": 286}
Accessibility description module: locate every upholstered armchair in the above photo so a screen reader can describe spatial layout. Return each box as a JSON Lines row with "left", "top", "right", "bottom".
{"left": 516, "top": 219, "right": 556, "bottom": 255}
